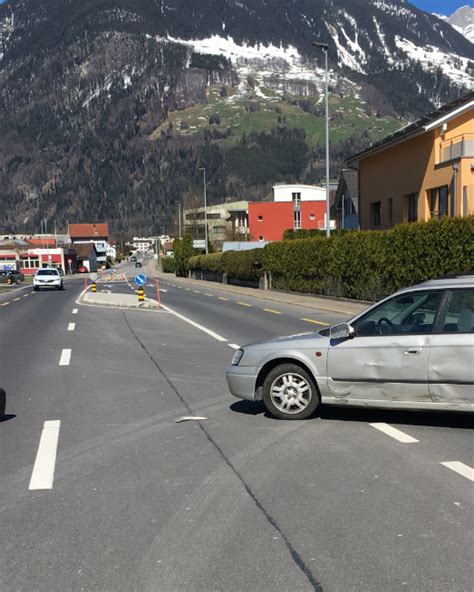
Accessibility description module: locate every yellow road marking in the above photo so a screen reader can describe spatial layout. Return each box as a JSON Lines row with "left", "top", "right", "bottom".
{"left": 204, "top": 293, "right": 213, "bottom": 297}
{"left": 218, "top": 297, "right": 229, "bottom": 301}
{"left": 237, "top": 301, "right": 252, "bottom": 307}
{"left": 301, "top": 317, "right": 330, "bottom": 326}
{"left": 263, "top": 308, "right": 282, "bottom": 315}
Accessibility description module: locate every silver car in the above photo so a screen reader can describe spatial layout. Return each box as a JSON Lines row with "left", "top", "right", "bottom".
{"left": 226, "top": 276, "right": 474, "bottom": 419}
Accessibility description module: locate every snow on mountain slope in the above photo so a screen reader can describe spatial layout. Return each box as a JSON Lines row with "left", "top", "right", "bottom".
{"left": 448, "top": 5, "right": 474, "bottom": 43}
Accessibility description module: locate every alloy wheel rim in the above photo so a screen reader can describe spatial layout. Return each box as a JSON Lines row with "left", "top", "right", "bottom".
{"left": 270, "top": 373, "right": 311, "bottom": 414}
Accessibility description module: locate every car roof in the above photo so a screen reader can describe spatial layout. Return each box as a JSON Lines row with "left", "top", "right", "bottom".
{"left": 403, "top": 274, "right": 474, "bottom": 292}
{"left": 37, "top": 267, "right": 59, "bottom": 271}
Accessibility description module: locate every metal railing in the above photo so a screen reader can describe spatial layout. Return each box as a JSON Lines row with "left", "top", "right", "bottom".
{"left": 439, "top": 134, "right": 474, "bottom": 163}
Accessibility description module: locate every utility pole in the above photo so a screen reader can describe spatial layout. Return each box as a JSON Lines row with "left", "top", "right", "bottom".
{"left": 177, "top": 201, "right": 182, "bottom": 239}
{"left": 313, "top": 41, "right": 331, "bottom": 237}
{"left": 198, "top": 168, "right": 209, "bottom": 254}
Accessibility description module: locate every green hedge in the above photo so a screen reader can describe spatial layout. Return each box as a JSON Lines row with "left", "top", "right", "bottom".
{"left": 282, "top": 228, "right": 352, "bottom": 240}
{"left": 189, "top": 248, "right": 263, "bottom": 281}
{"left": 161, "top": 256, "right": 176, "bottom": 273}
{"left": 187, "top": 218, "right": 474, "bottom": 300}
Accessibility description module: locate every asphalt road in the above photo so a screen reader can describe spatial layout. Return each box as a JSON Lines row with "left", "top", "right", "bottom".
{"left": 0, "top": 269, "right": 472, "bottom": 592}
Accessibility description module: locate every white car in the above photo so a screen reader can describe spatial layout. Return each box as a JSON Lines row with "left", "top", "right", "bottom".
{"left": 33, "top": 268, "right": 63, "bottom": 291}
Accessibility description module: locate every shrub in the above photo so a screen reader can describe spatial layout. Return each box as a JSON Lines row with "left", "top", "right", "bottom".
{"left": 173, "top": 232, "right": 194, "bottom": 277}
{"left": 188, "top": 218, "right": 474, "bottom": 300}
{"left": 189, "top": 249, "right": 263, "bottom": 281}
{"left": 161, "top": 256, "right": 176, "bottom": 273}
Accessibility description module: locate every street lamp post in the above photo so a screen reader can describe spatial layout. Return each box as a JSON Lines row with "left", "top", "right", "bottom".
{"left": 198, "top": 167, "right": 209, "bottom": 254}
{"left": 177, "top": 201, "right": 182, "bottom": 239}
{"left": 313, "top": 41, "right": 331, "bottom": 238}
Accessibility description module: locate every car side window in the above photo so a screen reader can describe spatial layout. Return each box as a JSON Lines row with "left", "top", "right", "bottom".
{"left": 353, "top": 291, "right": 443, "bottom": 337}
{"left": 441, "top": 290, "right": 474, "bottom": 333}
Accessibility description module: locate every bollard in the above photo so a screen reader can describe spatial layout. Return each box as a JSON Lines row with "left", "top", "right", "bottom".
{"left": 92, "top": 282, "right": 97, "bottom": 293}
{"left": 138, "top": 287, "right": 144, "bottom": 303}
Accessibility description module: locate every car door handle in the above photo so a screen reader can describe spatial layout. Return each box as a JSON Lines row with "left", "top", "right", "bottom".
{"left": 404, "top": 349, "right": 421, "bottom": 355}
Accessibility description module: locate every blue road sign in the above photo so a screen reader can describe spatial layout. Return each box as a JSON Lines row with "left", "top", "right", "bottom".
{"left": 135, "top": 273, "right": 147, "bottom": 287}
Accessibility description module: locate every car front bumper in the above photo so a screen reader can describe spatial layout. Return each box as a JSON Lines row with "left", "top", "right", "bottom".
{"left": 225, "top": 365, "right": 258, "bottom": 401}
{"left": 34, "top": 281, "right": 61, "bottom": 288}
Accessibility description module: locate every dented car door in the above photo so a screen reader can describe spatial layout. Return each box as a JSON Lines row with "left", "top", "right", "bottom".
{"left": 326, "top": 290, "right": 444, "bottom": 404}
{"left": 429, "top": 289, "right": 474, "bottom": 408}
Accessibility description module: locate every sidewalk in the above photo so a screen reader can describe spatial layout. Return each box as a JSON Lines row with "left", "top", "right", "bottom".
{"left": 145, "top": 261, "right": 370, "bottom": 317}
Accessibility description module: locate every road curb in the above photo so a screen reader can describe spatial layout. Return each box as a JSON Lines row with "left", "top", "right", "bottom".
{"left": 77, "top": 288, "right": 162, "bottom": 311}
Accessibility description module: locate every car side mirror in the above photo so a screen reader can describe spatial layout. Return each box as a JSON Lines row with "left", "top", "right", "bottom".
{"left": 330, "top": 322, "right": 355, "bottom": 340}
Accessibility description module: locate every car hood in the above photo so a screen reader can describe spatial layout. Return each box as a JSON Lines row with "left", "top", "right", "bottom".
{"left": 244, "top": 330, "right": 329, "bottom": 351}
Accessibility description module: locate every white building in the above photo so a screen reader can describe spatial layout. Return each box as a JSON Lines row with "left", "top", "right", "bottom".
{"left": 272, "top": 184, "right": 326, "bottom": 203}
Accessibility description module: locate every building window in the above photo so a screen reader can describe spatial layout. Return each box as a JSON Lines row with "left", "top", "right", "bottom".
{"left": 294, "top": 210, "right": 301, "bottom": 229}
{"left": 439, "top": 186, "right": 449, "bottom": 218}
{"left": 258, "top": 215, "right": 263, "bottom": 221}
{"left": 463, "top": 186, "right": 469, "bottom": 217}
{"left": 292, "top": 192, "right": 301, "bottom": 206}
{"left": 309, "top": 214, "right": 315, "bottom": 220}
{"left": 370, "top": 201, "right": 381, "bottom": 227}
{"left": 407, "top": 192, "right": 418, "bottom": 223}
{"left": 259, "top": 236, "right": 264, "bottom": 241}
{"left": 429, "top": 186, "right": 449, "bottom": 219}
{"left": 387, "top": 198, "right": 393, "bottom": 226}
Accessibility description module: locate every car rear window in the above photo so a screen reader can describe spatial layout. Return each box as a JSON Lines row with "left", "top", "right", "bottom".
{"left": 37, "top": 269, "right": 59, "bottom": 276}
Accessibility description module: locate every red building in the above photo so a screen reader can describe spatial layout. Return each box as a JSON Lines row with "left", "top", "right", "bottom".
{"left": 248, "top": 184, "right": 329, "bottom": 241}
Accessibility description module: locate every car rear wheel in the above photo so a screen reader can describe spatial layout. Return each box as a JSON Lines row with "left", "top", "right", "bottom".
{"left": 262, "top": 363, "right": 320, "bottom": 420}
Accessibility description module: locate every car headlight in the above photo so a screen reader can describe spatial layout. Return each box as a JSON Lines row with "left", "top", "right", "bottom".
{"left": 231, "top": 348, "right": 244, "bottom": 366}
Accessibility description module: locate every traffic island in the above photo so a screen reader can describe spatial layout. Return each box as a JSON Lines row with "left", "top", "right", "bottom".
{"left": 80, "top": 290, "right": 160, "bottom": 310}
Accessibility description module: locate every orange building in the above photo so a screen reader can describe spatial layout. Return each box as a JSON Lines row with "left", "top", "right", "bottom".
{"left": 348, "top": 92, "right": 474, "bottom": 230}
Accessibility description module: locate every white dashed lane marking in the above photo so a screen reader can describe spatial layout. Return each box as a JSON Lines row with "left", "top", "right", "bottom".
{"left": 441, "top": 462, "right": 474, "bottom": 482}
{"left": 228, "top": 344, "right": 241, "bottom": 350}
{"left": 67, "top": 323, "right": 76, "bottom": 332}
{"left": 59, "top": 349, "right": 71, "bottom": 366}
{"left": 72, "top": 308, "right": 78, "bottom": 314}
{"left": 29, "top": 420, "right": 61, "bottom": 490}
{"left": 370, "top": 423, "right": 419, "bottom": 443}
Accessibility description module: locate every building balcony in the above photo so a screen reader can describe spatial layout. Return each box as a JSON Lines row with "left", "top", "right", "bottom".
{"left": 439, "top": 134, "right": 474, "bottom": 164}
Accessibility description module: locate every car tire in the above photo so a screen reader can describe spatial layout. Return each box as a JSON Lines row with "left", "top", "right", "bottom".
{"left": 33, "top": 286, "right": 39, "bottom": 291}
{"left": 262, "top": 363, "right": 320, "bottom": 420}
{"left": 59, "top": 283, "right": 64, "bottom": 290}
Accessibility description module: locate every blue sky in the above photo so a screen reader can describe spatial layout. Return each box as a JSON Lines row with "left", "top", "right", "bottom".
{"left": 411, "top": 1, "right": 472, "bottom": 16}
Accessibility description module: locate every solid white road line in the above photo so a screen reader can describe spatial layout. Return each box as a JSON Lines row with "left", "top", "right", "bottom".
{"left": 369, "top": 423, "right": 419, "bottom": 444}
{"left": 29, "top": 420, "right": 61, "bottom": 490}
{"left": 440, "top": 461, "right": 474, "bottom": 482}
{"left": 228, "top": 344, "right": 241, "bottom": 350}
{"left": 161, "top": 304, "right": 228, "bottom": 343}
{"left": 67, "top": 323, "right": 76, "bottom": 332}
{"left": 59, "top": 348, "right": 71, "bottom": 366}
{"left": 72, "top": 308, "right": 78, "bottom": 314}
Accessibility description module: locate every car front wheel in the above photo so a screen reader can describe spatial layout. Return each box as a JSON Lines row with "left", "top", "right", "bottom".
{"left": 33, "top": 286, "right": 39, "bottom": 291}
{"left": 262, "top": 363, "right": 320, "bottom": 420}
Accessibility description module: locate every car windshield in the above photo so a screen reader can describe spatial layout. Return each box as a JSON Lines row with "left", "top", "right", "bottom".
{"left": 37, "top": 269, "right": 58, "bottom": 276}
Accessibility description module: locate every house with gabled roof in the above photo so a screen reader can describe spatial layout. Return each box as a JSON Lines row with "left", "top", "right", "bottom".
{"left": 347, "top": 92, "right": 474, "bottom": 230}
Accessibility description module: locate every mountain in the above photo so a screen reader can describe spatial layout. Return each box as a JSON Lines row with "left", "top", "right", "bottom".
{"left": 447, "top": 5, "right": 474, "bottom": 43}
{"left": 0, "top": 0, "right": 473, "bottom": 233}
